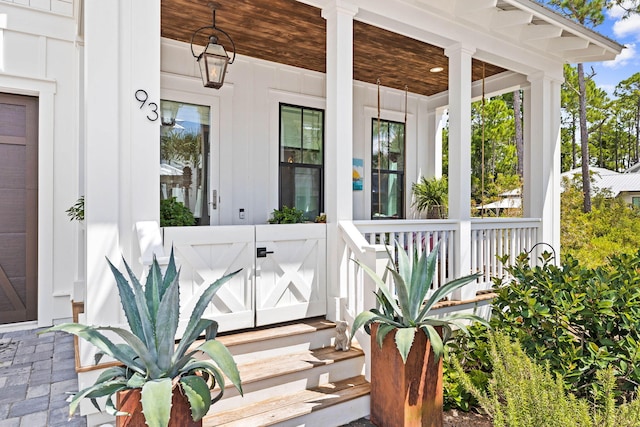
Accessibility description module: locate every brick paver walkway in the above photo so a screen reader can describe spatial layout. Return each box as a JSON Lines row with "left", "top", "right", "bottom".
{"left": 0, "top": 327, "right": 86, "bottom": 427}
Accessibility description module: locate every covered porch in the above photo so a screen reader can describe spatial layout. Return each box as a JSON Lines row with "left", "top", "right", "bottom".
{"left": 76, "top": 0, "right": 621, "bottom": 423}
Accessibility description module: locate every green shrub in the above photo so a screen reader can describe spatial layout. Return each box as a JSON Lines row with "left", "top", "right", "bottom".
{"left": 268, "top": 206, "right": 306, "bottom": 224}
{"left": 492, "top": 250, "right": 640, "bottom": 399}
{"left": 160, "top": 197, "right": 195, "bottom": 227}
{"left": 443, "top": 323, "right": 492, "bottom": 411}
{"left": 453, "top": 332, "right": 640, "bottom": 427}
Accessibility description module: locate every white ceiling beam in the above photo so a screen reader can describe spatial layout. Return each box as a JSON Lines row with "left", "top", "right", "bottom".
{"left": 564, "top": 46, "right": 611, "bottom": 63}
{"left": 491, "top": 10, "right": 533, "bottom": 28}
{"left": 519, "top": 24, "right": 563, "bottom": 41}
{"left": 454, "top": 0, "right": 497, "bottom": 16}
{"left": 546, "top": 36, "right": 590, "bottom": 52}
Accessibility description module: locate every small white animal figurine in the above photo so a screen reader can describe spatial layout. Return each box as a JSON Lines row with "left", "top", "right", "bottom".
{"left": 334, "top": 320, "right": 350, "bottom": 351}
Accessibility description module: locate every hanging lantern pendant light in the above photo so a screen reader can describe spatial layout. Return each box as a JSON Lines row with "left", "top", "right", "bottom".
{"left": 190, "top": 3, "right": 236, "bottom": 89}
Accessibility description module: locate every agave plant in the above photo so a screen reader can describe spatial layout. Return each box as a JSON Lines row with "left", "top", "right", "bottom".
{"left": 44, "top": 250, "right": 243, "bottom": 427}
{"left": 351, "top": 241, "right": 488, "bottom": 363}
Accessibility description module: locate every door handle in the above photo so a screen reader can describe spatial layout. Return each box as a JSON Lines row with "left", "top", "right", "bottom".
{"left": 209, "top": 190, "right": 217, "bottom": 210}
{"left": 256, "top": 247, "right": 274, "bottom": 258}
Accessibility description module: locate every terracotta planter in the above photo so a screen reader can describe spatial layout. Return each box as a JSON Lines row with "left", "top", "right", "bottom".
{"left": 115, "top": 388, "right": 201, "bottom": 427}
{"left": 370, "top": 324, "right": 443, "bottom": 427}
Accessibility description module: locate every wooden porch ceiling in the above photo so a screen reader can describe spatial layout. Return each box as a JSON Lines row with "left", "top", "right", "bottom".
{"left": 161, "top": 0, "right": 506, "bottom": 97}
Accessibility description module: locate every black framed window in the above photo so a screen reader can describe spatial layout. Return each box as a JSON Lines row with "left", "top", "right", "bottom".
{"left": 279, "top": 104, "right": 324, "bottom": 220}
{"left": 372, "top": 119, "right": 405, "bottom": 219}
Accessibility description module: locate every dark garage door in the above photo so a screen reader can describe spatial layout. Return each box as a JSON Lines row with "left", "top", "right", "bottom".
{"left": 0, "top": 93, "right": 38, "bottom": 324}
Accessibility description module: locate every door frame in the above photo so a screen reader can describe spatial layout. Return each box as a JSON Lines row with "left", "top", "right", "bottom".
{"left": 161, "top": 75, "right": 224, "bottom": 225}
{"left": 0, "top": 75, "right": 56, "bottom": 327}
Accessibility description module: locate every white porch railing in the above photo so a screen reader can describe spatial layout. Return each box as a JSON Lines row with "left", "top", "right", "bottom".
{"left": 339, "top": 218, "right": 541, "bottom": 325}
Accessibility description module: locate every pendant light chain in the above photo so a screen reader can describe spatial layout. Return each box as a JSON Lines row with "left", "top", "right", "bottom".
{"left": 377, "top": 78, "right": 382, "bottom": 217}
{"left": 481, "top": 62, "right": 486, "bottom": 219}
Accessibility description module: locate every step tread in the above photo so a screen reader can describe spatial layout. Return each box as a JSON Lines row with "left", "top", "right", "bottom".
{"left": 214, "top": 318, "right": 336, "bottom": 348}
{"left": 235, "top": 345, "right": 364, "bottom": 386}
{"left": 204, "top": 376, "right": 370, "bottom": 427}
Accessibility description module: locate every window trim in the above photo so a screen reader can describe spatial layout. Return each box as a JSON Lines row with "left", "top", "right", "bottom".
{"left": 278, "top": 102, "right": 325, "bottom": 219}
{"left": 371, "top": 117, "right": 406, "bottom": 219}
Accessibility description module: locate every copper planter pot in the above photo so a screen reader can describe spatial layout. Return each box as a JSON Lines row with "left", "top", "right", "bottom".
{"left": 115, "top": 387, "right": 202, "bottom": 427}
{"left": 370, "top": 324, "right": 443, "bottom": 427}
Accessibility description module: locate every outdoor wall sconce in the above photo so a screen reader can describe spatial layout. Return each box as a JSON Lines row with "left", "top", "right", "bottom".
{"left": 190, "top": 4, "right": 235, "bottom": 89}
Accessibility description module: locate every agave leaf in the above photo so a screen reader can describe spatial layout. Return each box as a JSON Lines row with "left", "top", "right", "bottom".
{"left": 180, "top": 375, "right": 212, "bottom": 421}
{"left": 110, "top": 257, "right": 157, "bottom": 361}
{"left": 95, "top": 326, "right": 162, "bottom": 378}
{"left": 394, "top": 327, "right": 416, "bottom": 363}
{"left": 421, "top": 324, "right": 445, "bottom": 361}
{"left": 436, "top": 312, "right": 490, "bottom": 328}
{"left": 388, "top": 268, "right": 411, "bottom": 323}
{"left": 375, "top": 323, "right": 396, "bottom": 349}
{"left": 205, "top": 321, "right": 219, "bottom": 341}
{"left": 155, "top": 269, "right": 181, "bottom": 372}
{"left": 351, "top": 311, "right": 381, "bottom": 340}
{"left": 105, "top": 258, "right": 144, "bottom": 342}
{"left": 140, "top": 379, "right": 172, "bottom": 427}
{"left": 44, "top": 324, "right": 145, "bottom": 375}
{"left": 197, "top": 340, "right": 243, "bottom": 396}
{"left": 208, "top": 366, "right": 227, "bottom": 404}
{"left": 93, "top": 366, "right": 127, "bottom": 384}
{"left": 393, "top": 244, "right": 412, "bottom": 316}
{"left": 173, "top": 318, "right": 215, "bottom": 365}
{"left": 67, "top": 378, "right": 127, "bottom": 416}
{"left": 409, "top": 244, "right": 439, "bottom": 317}
{"left": 352, "top": 259, "right": 402, "bottom": 316}
{"left": 419, "top": 272, "right": 481, "bottom": 320}
{"left": 178, "top": 270, "right": 240, "bottom": 356}
{"left": 161, "top": 248, "right": 179, "bottom": 300}
{"left": 144, "top": 257, "right": 164, "bottom": 328}
{"left": 126, "top": 372, "right": 147, "bottom": 389}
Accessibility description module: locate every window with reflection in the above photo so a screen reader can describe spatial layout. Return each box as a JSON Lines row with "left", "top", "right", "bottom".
{"left": 160, "top": 100, "right": 210, "bottom": 226}
{"left": 279, "top": 104, "right": 324, "bottom": 221}
{"left": 372, "top": 119, "right": 405, "bottom": 219}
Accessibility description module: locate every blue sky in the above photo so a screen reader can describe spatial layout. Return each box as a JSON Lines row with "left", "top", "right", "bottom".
{"left": 588, "top": 3, "right": 640, "bottom": 96}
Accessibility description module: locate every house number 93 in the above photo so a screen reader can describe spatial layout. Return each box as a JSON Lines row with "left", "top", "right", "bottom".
{"left": 135, "top": 89, "right": 159, "bottom": 122}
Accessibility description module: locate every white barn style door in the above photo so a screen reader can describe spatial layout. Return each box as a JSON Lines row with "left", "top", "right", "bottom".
{"left": 255, "top": 224, "right": 327, "bottom": 326}
{"left": 164, "top": 224, "right": 327, "bottom": 332}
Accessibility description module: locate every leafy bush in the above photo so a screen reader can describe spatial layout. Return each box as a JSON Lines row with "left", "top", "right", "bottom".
{"left": 160, "top": 197, "right": 195, "bottom": 227}
{"left": 492, "top": 250, "right": 640, "bottom": 398}
{"left": 268, "top": 205, "right": 306, "bottom": 224}
{"left": 453, "top": 332, "right": 640, "bottom": 427}
{"left": 443, "top": 323, "right": 491, "bottom": 411}
{"left": 562, "top": 176, "right": 640, "bottom": 268}
{"left": 66, "top": 196, "right": 85, "bottom": 221}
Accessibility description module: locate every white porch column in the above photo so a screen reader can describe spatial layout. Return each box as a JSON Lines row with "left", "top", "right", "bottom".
{"left": 445, "top": 44, "right": 475, "bottom": 299}
{"left": 84, "top": 0, "right": 160, "bottom": 338}
{"left": 424, "top": 107, "right": 445, "bottom": 179}
{"left": 322, "top": 0, "right": 357, "bottom": 321}
{"left": 524, "top": 72, "right": 562, "bottom": 253}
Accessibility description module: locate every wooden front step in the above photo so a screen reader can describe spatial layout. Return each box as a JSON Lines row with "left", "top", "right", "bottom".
{"left": 205, "top": 375, "right": 370, "bottom": 427}
{"left": 206, "top": 318, "right": 370, "bottom": 426}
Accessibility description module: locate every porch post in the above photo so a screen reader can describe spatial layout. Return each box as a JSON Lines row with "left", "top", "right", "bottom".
{"left": 445, "top": 44, "right": 475, "bottom": 300}
{"left": 84, "top": 0, "right": 160, "bottom": 356}
{"left": 524, "top": 72, "right": 562, "bottom": 253}
{"left": 424, "top": 107, "right": 445, "bottom": 179}
{"left": 322, "top": 0, "right": 357, "bottom": 321}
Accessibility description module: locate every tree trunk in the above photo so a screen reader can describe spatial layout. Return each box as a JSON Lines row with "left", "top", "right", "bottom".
{"left": 578, "top": 63, "right": 591, "bottom": 213}
{"left": 513, "top": 89, "right": 524, "bottom": 178}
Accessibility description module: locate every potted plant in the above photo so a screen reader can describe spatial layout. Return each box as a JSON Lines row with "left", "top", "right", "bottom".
{"left": 351, "top": 242, "right": 486, "bottom": 427}
{"left": 160, "top": 197, "right": 196, "bottom": 227}
{"left": 412, "top": 176, "right": 448, "bottom": 219}
{"left": 268, "top": 205, "right": 306, "bottom": 224}
{"left": 43, "top": 251, "right": 243, "bottom": 427}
